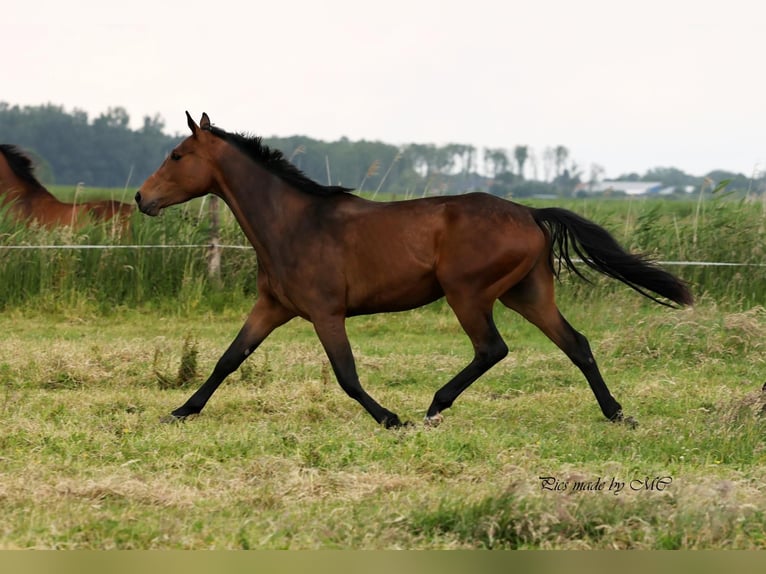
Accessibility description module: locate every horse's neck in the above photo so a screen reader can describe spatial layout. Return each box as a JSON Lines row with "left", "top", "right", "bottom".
{"left": 0, "top": 156, "right": 55, "bottom": 201}
{"left": 0, "top": 155, "right": 15, "bottom": 180}
{"left": 14, "top": 182, "right": 60, "bottom": 203}
{"left": 0, "top": 160, "right": 21, "bottom": 198}
{"left": 0, "top": 177, "right": 31, "bottom": 203}
{"left": 217, "top": 164, "right": 313, "bottom": 260}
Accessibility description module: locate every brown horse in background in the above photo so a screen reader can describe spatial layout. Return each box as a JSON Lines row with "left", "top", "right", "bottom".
{"left": 0, "top": 144, "right": 133, "bottom": 229}
{"left": 136, "top": 112, "right": 692, "bottom": 430}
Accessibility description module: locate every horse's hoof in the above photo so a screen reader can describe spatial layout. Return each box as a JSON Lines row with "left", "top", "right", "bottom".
{"left": 383, "top": 414, "right": 405, "bottom": 429}
{"left": 424, "top": 413, "right": 444, "bottom": 428}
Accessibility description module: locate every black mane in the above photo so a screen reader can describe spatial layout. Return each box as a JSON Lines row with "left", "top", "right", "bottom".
{"left": 0, "top": 144, "right": 46, "bottom": 189}
{"left": 205, "top": 126, "right": 353, "bottom": 197}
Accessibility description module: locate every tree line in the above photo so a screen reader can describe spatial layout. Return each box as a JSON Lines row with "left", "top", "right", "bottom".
{"left": 0, "top": 103, "right": 175, "bottom": 189}
{"left": 1, "top": 102, "right": 761, "bottom": 197}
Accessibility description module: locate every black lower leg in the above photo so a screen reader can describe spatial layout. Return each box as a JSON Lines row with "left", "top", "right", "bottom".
{"left": 316, "top": 318, "right": 404, "bottom": 428}
{"left": 566, "top": 327, "right": 624, "bottom": 421}
{"left": 426, "top": 333, "right": 508, "bottom": 418}
{"left": 326, "top": 355, "right": 403, "bottom": 428}
{"left": 171, "top": 370, "right": 233, "bottom": 419}
{"left": 167, "top": 316, "right": 273, "bottom": 420}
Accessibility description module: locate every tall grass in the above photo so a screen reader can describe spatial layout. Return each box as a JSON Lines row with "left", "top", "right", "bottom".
{"left": 0, "top": 199, "right": 257, "bottom": 313}
{"left": 0, "top": 192, "right": 763, "bottom": 313}
{"left": 527, "top": 194, "right": 766, "bottom": 307}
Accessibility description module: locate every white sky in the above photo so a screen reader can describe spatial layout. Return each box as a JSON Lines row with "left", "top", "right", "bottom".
{"left": 5, "top": 0, "right": 765, "bottom": 178}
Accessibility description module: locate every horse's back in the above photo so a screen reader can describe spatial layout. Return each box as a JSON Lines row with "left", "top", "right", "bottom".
{"left": 85, "top": 200, "right": 134, "bottom": 220}
{"left": 337, "top": 192, "right": 541, "bottom": 262}
{"left": 339, "top": 192, "right": 535, "bottom": 229}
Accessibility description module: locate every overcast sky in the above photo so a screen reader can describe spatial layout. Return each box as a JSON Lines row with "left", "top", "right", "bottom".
{"left": 5, "top": 0, "right": 764, "bottom": 178}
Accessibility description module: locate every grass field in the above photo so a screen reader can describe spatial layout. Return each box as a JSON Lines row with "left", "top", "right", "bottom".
{"left": 1, "top": 292, "right": 764, "bottom": 549}
{"left": 0, "top": 193, "right": 764, "bottom": 549}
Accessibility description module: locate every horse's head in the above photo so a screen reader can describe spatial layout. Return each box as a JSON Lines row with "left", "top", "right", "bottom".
{"left": 135, "top": 112, "right": 218, "bottom": 216}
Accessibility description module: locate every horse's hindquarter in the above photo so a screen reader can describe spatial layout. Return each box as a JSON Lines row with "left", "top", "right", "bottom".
{"left": 434, "top": 196, "right": 545, "bottom": 300}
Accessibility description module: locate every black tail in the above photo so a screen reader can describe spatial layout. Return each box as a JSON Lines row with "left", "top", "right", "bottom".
{"left": 533, "top": 207, "right": 693, "bottom": 307}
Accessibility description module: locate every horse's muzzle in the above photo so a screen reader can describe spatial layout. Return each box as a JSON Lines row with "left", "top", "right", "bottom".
{"left": 134, "top": 191, "right": 160, "bottom": 216}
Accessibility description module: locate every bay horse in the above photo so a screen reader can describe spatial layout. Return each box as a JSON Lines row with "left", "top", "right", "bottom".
{"left": 0, "top": 144, "right": 133, "bottom": 229}
{"left": 136, "top": 112, "right": 692, "bottom": 429}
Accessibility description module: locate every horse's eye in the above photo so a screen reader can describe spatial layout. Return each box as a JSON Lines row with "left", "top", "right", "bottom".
{"left": 170, "top": 151, "right": 181, "bottom": 161}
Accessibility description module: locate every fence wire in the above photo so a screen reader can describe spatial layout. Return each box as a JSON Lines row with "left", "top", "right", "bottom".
{"left": 0, "top": 243, "right": 764, "bottom": 267}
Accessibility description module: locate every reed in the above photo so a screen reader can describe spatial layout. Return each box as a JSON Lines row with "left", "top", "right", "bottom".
{"left": 0, "top": 198, "right": 256, "bottom": 313}
{"left": 529, "top": 194, "right": 765, "bottom": 308}
{"left": 0, "top": 193, "right": 763, "bottom": 313}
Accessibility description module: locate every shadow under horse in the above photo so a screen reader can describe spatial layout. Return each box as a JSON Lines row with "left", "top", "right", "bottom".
{"left": 136, "top": 112, "right": 693, "bottom": 429}
{"left": 0, "top": 144, "right": 133, "bottom": 230}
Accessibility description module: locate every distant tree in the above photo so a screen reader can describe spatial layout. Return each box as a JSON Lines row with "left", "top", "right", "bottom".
{"left": 508, "top": 179, "right": 557, "bottom": 198}
{"left": 615, "top": 172, "right": 642, "bottom": 181}
{"left": 553, "top": 145, "right": 569, "bottom": 179}
{"left": 0, "top": 102, "right": 180, "bottom": 187}
{"left": 541, "top": 146, "right": 556, "bottom": 182}
{"left": 527, "top": 147, "right": 539, "bottom": 180}
{"left": 142, "top": 114, "right": 166, "bottom": 135}
{"left": 268, "top": 135, "right": 418, "bottom": 195}
{"left": 553, "top": 166, "right": 582, "bottom": 196}
{"left": 93, "top": 106, "right": 130, "bottom": 129}
{"left": 588, "top": 163, "right": 605, "bottom": 192}
{"left": 488, "top": 171, "right": 517, "bottom": 196}
{"left": 484, "top": 147, "right": 510, "bottom": 177}
{"left": 8, "top": 100, "right": 753, "bottom": 198}
{"left": 404, "top": 143, "right": 438, "bottom": 177}
{"left": 513, "top": 145, "right": 529, "bottom": 179}
{"left": 461, "top": 145, "right": 477, "bottom": 175}
{"left": 704, "top": 169, "right": 751, "bottom": 193}
{"left": 642, "top": 166, "right": 695, "bottom": 187}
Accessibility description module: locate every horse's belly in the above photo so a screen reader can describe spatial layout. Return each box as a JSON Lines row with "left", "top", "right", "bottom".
{"left": 345, "top": 272, "right": 443, "bottom": 316}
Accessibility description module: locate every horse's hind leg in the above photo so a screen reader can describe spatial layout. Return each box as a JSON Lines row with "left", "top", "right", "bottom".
{"left": 500, "top": 264, "right": 634, "bottom": 426}
{"left": 425, "top": 296, "right": 508, "bottom": 425}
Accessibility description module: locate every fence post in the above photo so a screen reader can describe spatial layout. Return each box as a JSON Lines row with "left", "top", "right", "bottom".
{"left": 207, "top": 195, "right": 222, "bottom": 280}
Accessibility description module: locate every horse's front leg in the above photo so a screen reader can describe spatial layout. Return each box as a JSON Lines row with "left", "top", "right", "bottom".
{"left": 166, "top": 294, "right": 295, "bottom": 421}
{"left": 312, "top": 314, "right": 405, "bottom": 428}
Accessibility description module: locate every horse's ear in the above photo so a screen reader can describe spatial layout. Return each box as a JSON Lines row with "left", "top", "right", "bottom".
{"left": 186, "top": 111, "right": 199, "bottom": 137}
{"left": 200, "top": 113, "right": 211, "bottom": 130}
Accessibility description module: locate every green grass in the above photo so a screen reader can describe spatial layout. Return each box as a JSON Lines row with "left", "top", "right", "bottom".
{"left": 0, "top": 196, "right": 257, "bottom": 313}
{"left": 527, "top": 194, "right": 766, "bottom": 306}
{"left": 0, "top": 193, "right": 764, "bottom": 548}
{"left": 0, "top": 295, "right": 764, "bottom": 549}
